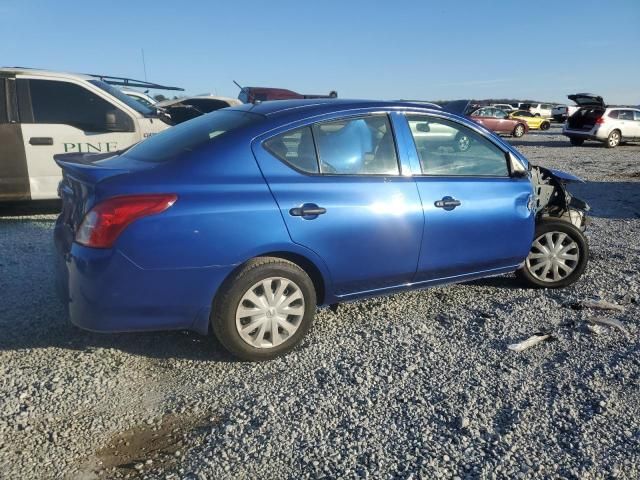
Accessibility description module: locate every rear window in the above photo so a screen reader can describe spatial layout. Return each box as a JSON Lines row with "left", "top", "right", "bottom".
{"left": 125, "top": 110, "right": 260, "bottom": 163}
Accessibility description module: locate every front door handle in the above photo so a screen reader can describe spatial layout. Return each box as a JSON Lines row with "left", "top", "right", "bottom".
{"left": 434, "top": 196, "right": 461, "bottom": 211}
{"left": 289, "top": 204, "right": 327, "bottom": 218}
{"left": 29, "top": 137, "right": 53, "bottom": 146}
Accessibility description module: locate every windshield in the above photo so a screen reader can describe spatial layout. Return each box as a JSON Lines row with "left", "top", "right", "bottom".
{"left": 89, "top": 80, "right": 156, "bottom": 116}
{"left": 124, "top": 109, "right": 262, "bottom": 163}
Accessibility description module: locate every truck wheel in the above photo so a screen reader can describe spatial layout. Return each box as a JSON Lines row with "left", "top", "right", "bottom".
{"left": 569, "top": 137, "right": 584, "bottom": 146}
{"left": 211, "top": 257, "right": 317, "bottom": 361}
{"left": 516, "top": 220, "right": 588, "bottom": 289}
{"left": 606, "top": 130, "right": 621, "bottom": 148}
{"left": 513, "top": 124, "right": 525, "bottom": 138}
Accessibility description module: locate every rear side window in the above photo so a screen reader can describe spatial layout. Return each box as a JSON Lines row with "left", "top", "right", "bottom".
{"left": 264, "top": 127, "right": 318, "bottom": 173}
{"left": 407, "top": 115, "right": 509, "bottom": 177}
{"left": 126, "top": 110, "right": 260, "bottom": 163}
{"left": 313, "top": 115, "right": 399, "bottom": 175}
{"left": 617, "top": 110, "right": 634, "bottom": 120}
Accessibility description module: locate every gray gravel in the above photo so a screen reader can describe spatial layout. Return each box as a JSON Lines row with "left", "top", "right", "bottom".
{"left": 1, "top": 125, "right": 639, "bottom": 479}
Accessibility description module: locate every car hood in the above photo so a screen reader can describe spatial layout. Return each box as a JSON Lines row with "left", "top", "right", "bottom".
{"left": 541, "top": 167, "right": 585, "bottom": 184}
{"left": 568, "top": 93, "right": 604, "bottom": 108}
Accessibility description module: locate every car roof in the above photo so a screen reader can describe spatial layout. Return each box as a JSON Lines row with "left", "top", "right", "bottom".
{"left": 0, "top": 66, "right": 95, "bottom": 81}
{"left": 231, "top": 98, "right": 445, "bottom": 118}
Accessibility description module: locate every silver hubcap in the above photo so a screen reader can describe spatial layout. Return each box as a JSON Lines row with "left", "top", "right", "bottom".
{"left": 515, "top": 125, "right": 524, "bottom": 136}
{"left": 235, "top": 277, "right": 305, "bottom": 349}
{"left": 609, "top": 132, "right": 619, "bottom": 146}
{"left": 526, "top": 232, "right": 579, "bottom": 283}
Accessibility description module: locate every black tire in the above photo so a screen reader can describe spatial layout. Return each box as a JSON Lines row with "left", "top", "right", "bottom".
{"left": 516, "top": 219, "right": 588, "bottom": 289}
{"left": 540, "top": 121, "right": 550, "bottom": 131}
{"left": 454, "top": 133, "right": 471, "bottom": 152}
{"left": 606, "top": 129, "right": 621, "bottom": 148}
{"left": 512, "top": 123, "right": 526, "bottom": 138}
{"left": 211, "top": 257, "right": 317, "bottom": 361}
{"left": 569, "top": 137, "right": 584, "bottom": 146}
{"left": 534, "top": 113, "right": 541, "bottom": 117}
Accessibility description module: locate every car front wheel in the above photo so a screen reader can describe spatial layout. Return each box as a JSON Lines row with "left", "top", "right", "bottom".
{"left": 516, "top": 220, "right": 588, "bottom": 289}
{"left": 212, "top": 257, "right": 317, "bottom": 361}
{"left": 540, "top": 121, "right": 550, "bottom": 131}
{"left": 513, "top": 124, "right": 525, "bottom": 137}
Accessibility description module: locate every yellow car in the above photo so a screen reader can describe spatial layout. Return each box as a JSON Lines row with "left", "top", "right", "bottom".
{"left": 508, "top": 110, "right": 551, "bottom": 130}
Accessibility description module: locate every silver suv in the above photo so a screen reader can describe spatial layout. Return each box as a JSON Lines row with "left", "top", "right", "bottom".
{"left": 563, "top": 93, "right": 640, "bottom": 148}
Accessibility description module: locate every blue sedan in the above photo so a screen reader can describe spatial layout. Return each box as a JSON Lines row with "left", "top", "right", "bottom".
{"left": 54, "top": 100, "right": 589, "bottom": 360}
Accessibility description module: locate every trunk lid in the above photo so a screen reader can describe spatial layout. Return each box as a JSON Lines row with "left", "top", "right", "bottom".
{"left": 54, "top": 151, "right": 152, "bottom": 231}
{"left": 568, "top": 93, "right": 605, "bottom": 108}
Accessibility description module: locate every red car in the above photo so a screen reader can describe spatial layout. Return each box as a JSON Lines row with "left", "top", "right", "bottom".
{"left": 237, "top": 84, "right": 337, "bottom": 104}
{"left": 469, "top": 106, "right": 528, "bottom": 137}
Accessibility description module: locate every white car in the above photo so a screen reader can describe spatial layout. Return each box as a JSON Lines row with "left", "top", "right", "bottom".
{"left": 121, "top": 88, "right": 158, "bottom": 107}
{"left": 528, "top": 103, "right": 554, "bottom": 118}
{"left": 491, "top": 103, "right": 517, "bottom": 113}
{"left": 0, "top": 68, "right": 172, "bottom": 201}
{"left": 562, "top": 94, "right": 640, "bottom": 148}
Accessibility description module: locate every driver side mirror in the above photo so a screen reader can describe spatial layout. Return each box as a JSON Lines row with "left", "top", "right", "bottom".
{"left": 508, "top": 152, "right": 528, "bottom": 178}
{"left": 416, "top": 122, "right": 430, "bottom": 133}
{"left": 104, "top": 110, "right": 132, "bottom": 132}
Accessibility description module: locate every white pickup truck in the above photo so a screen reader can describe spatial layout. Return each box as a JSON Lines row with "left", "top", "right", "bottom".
{"left": 0, "top": 68, "right": 178, "bottom": 201}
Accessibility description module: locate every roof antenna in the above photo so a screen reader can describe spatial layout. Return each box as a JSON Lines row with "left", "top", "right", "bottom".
{"left": 141, "top": 48, "right": 148, "bottom": 82}
{"left": 233, "top": 80, "right": 243, "bottom": 90}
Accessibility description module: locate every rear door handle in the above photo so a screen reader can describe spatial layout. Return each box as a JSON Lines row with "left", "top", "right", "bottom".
{"left": 29, "top": 137, "right": 53, "bottom": 146}
{"left": 289, "top": 204, "right": 327, "bottom": 217}
{"left": 434, "top": 196, "right": 461, "bottom": 211}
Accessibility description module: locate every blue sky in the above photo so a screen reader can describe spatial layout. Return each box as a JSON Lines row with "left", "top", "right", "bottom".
{"left": 1, "top": 0, "right": 638, "bottom": 104}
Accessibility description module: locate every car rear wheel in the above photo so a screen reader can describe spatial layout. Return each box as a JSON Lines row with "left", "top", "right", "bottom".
{"left": 606, "top": 130, "right": 621, "bottom": 148}
{"left": 540, "top": 121, "right": 550, "bottom": 131}
{"left": 569, "top": 137, "right": 584, "bottom": 146}
{"left": 513, "top": 124, "right": 525, "bottom": 137}
{"left": 516, "top": 220, "right": 588, "bottom": 289}
{"left": 211, "top": 257, "right": 316, "bottom": 361}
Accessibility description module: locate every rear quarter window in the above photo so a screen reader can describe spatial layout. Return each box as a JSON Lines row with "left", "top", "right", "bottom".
{"left": 125, "top": 110, "right": 260, "bottom": 163}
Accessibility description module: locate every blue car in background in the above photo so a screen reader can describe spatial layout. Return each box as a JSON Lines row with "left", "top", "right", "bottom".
{"left": 54, "top": 100, "right": 590, "bottom": 360}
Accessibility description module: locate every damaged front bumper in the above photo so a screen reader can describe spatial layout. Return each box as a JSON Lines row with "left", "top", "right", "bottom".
{"left": 531, "top": 166, "right": 590, "bottom": 231}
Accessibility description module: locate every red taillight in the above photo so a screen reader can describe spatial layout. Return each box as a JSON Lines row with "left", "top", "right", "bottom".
{"left": 76, "top": 194, "right": 177, "bottom": 248}
{"left": 595, "top": 116, "right": 606, "bottom": 125}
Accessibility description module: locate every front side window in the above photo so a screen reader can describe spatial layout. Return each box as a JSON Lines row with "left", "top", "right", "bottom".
{"left": 312, "top": 115, "right": 399, "bottom": 175}
{"left": 23, "top": 79, "right": 133, "bottom": 132}
{"left": 406, "top": 115, "right": 509, "bottom": 177}
{"left": 634, "top": 110, "right": 640, "bottom": 121}
{"left": 264, "top": 126, "right": 318, "bottom": 173}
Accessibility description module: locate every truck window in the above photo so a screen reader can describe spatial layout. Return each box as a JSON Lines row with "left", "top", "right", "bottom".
{"left": 19, "top": 79, "right": 134, "bottom": 133}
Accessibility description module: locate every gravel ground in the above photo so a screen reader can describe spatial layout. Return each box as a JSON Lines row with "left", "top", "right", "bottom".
{"left": 1, "top": 125, "right": 639, "bottom": 479}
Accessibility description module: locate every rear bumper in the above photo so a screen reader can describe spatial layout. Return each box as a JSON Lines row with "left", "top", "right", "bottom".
{"left": 562, "top": 127, "right": 607, "bottom": 141}
{"left": 54, "top": 223, "right": 234, "bottom": 335}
